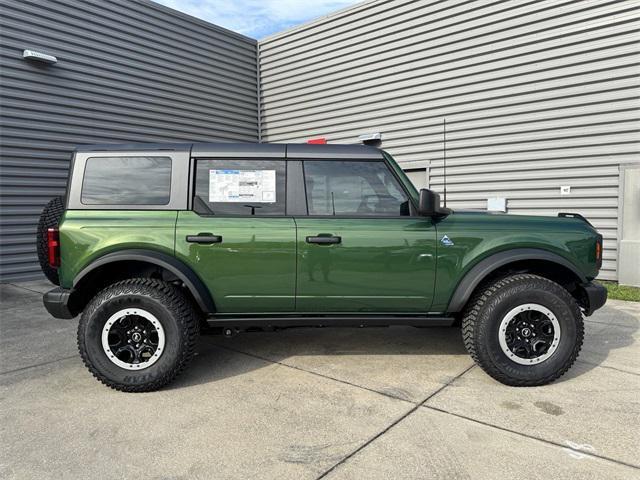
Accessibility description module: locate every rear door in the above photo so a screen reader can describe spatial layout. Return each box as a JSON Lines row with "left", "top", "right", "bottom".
{"left": 175, "top": 147, "right": 296, "bottom": 313}
{"left": 294, "top": 158, "right": 437, "bottom": 313}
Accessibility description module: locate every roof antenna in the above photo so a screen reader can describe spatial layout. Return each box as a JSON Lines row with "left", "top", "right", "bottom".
{"left": 443, "top": 118, "right": 447, "bottom": 208}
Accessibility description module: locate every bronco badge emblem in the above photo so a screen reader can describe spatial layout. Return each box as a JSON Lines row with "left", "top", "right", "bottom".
{"left": 440, "top": 235, "right": 454, "bottom": 246}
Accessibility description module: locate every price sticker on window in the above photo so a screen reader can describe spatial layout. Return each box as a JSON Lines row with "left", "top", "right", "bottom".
{"left": 209, "top": 169, "right": 276, "bottom": 203}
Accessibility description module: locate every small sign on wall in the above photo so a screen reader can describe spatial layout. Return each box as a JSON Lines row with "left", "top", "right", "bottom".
{"left": 487, "top": 197, "right": 507, "bottom": 212}
{"left": 560, "top": 185, "right": 571, "bottom": 195}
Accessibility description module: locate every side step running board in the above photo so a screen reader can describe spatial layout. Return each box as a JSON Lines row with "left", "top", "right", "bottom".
{"left": 206, "top": 315, "right": 455, "bottom": 328}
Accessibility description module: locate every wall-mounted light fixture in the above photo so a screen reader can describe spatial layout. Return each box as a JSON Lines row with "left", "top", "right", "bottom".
{"left": 358, "top": 132, "right": 382, "bottom": 148}
{"left": 23, "top": 49, "right": 57, "bottom": 64}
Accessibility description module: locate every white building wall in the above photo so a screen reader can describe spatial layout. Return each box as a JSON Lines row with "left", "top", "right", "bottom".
{"left": 259, "top": 0, "right": 640, "bottom": 280}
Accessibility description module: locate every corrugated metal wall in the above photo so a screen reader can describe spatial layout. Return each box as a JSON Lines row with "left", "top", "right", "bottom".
{"left": 259, "top": 0, "right": 640, "bottom": 280}
{"left": 0, "top": 0, "right": 259, "bottom": 282}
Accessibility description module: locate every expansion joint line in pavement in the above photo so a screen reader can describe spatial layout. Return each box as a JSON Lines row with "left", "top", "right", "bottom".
{"left": 7, "top": 283, "right": 46, "bottom": 295}
{"left": 314, "top": 364, "right": 476, "bottom": 480}
{"left": 212, "top": 342, "right": 426, "bottom": 405}
{"left": 0, "top": 355, "right": 78, "bottom": 376}
{"left": 214, "top": 343, "right": 640, "bottom": 474}
{"left": 576, "top": 358, "right": 639, "bottom": 377}
{"left": 423, "top": 405, "right": 640, "bottom": 471}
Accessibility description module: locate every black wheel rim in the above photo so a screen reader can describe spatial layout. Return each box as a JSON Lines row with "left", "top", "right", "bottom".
{"left": 498, "top": 304, "right": 561, "bottom": 365}
{"left": 101, "top": 308, "right": 165, "bottom": 370}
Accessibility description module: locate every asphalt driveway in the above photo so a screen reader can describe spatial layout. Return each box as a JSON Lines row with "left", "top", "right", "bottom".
{"left": 1, "top": 279, "right": 638, "bottom": 479}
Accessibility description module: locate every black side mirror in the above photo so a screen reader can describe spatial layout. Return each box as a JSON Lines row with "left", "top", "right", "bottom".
{"left": 418, "top": 189, "right": 452, "bottom": 217}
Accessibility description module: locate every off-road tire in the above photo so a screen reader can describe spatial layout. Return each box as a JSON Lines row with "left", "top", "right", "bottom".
{"left": 78, "top": 278, "right": 199, "bottom": 392}
{"left": 36, "top": 196, "right": 65, "bottom": 285}
{"left": 462, "top": 274, "right": 583, "bottom": 386}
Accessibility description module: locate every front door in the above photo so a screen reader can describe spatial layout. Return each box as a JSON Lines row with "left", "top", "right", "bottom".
{"left": 175, "top": 158, "right": 296, "bottom": 313}
{"left": 295, "top": 160, "right": 437, "bottom": 313}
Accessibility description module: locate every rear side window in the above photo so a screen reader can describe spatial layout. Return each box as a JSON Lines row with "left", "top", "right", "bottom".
{"left": 304, "top": 160, "right": 410, "bottom": 216}
{"left": 194, "top": 159, "right": 286, "bottom": 216}
{"left": 81, "top": 156, "right": 172, "bottom": 205}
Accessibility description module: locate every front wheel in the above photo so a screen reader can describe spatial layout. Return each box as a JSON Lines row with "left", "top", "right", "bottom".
{"left": 78, "top": 278, "right": 199, "bottom": 392}
{"left": 462, "top": 274, "right": 583, "bottom": 386}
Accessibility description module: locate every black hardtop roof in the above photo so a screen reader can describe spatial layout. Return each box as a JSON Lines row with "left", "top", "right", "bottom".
{"left": 75, "top": 142, "right": 383, "bottom": 160}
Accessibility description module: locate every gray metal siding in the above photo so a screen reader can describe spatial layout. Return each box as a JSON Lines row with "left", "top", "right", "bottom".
{"left": 259, "top": 0, "right": 640, "bottom": 280}
{"left": 0, "top": 0, "right": 259, "bottom": 282}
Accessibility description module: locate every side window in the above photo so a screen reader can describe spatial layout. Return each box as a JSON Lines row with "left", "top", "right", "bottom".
{"left": 194, "top": 159, "right": 286, "bottom": 216}
{"left": 82, "top": 156, "right": 172, "bottom": 205}
{"left": 304, "top": 161, "right": 410, "bottom": 216}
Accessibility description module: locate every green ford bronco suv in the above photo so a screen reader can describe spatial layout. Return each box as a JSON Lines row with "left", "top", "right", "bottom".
{"left": 41, "top": 142, "right": 607, "bottom": 392}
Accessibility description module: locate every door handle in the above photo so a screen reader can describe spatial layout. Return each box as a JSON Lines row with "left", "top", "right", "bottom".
{"left": 186, "top": 233, "right": 222, "bottom": 244}
{"left": 306, "top": 235, "right": 341, "bottom": 245}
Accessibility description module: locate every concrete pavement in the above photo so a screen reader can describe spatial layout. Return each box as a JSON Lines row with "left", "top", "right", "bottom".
{"left": 1, "top": 279, "right": 638, "bottom": 479}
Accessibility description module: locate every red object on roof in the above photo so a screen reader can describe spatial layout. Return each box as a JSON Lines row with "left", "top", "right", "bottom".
{"left": 307, "top": 138, "right": 327, "bottom": 144}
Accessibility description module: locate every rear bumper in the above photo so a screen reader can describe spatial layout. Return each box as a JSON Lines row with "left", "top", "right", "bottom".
{"left": 43, "top": 287, "right": 77, "bottom": 319}
{"left": 580, "top": 281, "right": 607, "bottom": 316}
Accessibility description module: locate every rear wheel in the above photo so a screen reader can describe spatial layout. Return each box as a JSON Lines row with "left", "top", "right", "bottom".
{"left": 36, "top": 196, "right": 65, "bottom": 285}
{"left": 462, "top": 274, "right": 583, "bottom": 386}
{"left": 78, "top": 278, "right": 199, "bottom": 392}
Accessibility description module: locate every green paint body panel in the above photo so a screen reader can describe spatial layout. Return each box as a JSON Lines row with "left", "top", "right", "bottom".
{"left": 58, "top": 210, "right": 178, "bottom": 289}
{"left": 57, "top": 151, "right": 601, "bottom": 317}
{"left": 295, "top": 218, "right": 437, "bottom": 312}
{"left": 174, "top": 211, "right": 296, "bottom": 313}
{"left": 430, "top": 212, "right": 600, "bottom": 312}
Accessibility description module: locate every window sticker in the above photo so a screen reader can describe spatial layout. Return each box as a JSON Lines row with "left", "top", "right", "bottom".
{"left": 209, "top": 169, "right": 276, "bottom": 203}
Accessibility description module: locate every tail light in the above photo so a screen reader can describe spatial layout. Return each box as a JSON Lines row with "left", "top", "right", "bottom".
{"left": 307, "top": 138, "right": 327, "bottom": 144}
{"left": 47, "top": 228, "right": 60, "bottom": 268}
{"left": 595, "top": 234, "right": 603, "bottom": 270}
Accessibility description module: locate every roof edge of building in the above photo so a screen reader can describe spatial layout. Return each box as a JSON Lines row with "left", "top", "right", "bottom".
{"left": 258, "top": 0, "right": 381, "bottom": 44}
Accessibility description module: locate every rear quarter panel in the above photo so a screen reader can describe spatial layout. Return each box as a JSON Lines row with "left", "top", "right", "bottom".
{"left": 430, "top": 212, "right": 598, "bottom": 312}
{"left": 58, "top": 210, "right": 178, "bottom": 288}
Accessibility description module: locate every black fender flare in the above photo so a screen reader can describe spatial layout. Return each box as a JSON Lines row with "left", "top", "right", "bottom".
{"left": 73, "top": 249, "right": 215, "bottom": 313}
{"left": 447, "top": 248, "right": 587, "bottom": 312}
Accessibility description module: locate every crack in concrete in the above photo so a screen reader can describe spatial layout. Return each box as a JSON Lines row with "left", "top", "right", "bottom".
{"left": 0, "top": 355, "right": 77, "bottom": 376}
{"left": 423, "top": 405, "right": 640, "bottom": 471}
{"left": 6, "top": 283, "right": 47, "bottom": 296}
{"left": 213, "top": 342, "right": 421, "bottom": 405}
{"left": 1, "top": 322, "right": 637, "bottom": 474}
{"left": 576, "top": 358, "right": 639, "bottom": 376}
{"left": 213, "top": 342, "right": 639, "bottom": 475}
{"left": 315, "top": 364, "right": 476, "bottom": 479}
